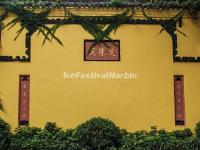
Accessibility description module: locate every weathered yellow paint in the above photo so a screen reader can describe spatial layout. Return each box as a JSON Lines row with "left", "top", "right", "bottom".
{"left": 0, "top": 9, "right": 200, "bottom": 132}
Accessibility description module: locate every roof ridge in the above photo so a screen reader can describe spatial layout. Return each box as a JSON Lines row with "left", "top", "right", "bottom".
{"left": 0, "top": 0, "right": 200, "bottom": 10}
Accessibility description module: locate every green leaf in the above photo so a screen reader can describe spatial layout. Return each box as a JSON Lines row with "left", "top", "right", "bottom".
{"left": 41, "top": 25, "right": 63, "bottom": 46}
{"left": 0, "top": 98, "right": 5, "bottom": 113}
{"left": 14, "top": 26, "right": 25, "bottom": 41}
{"left": 1, "top": 18, "right": 19, "bottom": 30}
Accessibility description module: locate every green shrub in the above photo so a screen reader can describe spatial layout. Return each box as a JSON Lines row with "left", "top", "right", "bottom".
{"left": 121, "top": 130, "right": 148, "bottom": 149}
{"left": 64, "top": 128, "right": 82, "bottom": 150}
{"left": 11, "top": 123, "right": 68, "bottom": 150}
{"left": 1, "top": 117, "right": 200, "bottom": 150}
{"left": 110, "top": 0, "right": 123, "bottom": 5}
{"left": 172, "top": 128, "right": 193, "bottom": 139}
{"left": 195, "top": 121, "right": 200, "bottom": 137}
{"left": 41, "top": 122, "right": 67, "bottom": 150}
{"left": 0, "top": 118, "right": 12, "bottom": 150}
{"left": 10, "top": 126, "right": 42, "bottom": 150}
{"left": 121, "top": 127, "right": 197, "bottom": 150}
{"left": 44, "top": 122, "right": 61, "bottom": 133}
{"left": 73, "top": 117, "right": 123, "bottom": 150}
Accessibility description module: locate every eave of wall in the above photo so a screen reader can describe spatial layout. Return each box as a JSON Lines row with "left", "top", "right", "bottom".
{"left": 0, "top": 8, "right": 196, "bottom": 19}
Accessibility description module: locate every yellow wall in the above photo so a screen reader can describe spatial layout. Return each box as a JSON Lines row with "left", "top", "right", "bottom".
{"left": 0, "top": 9, "right": 200, "bottom": 132}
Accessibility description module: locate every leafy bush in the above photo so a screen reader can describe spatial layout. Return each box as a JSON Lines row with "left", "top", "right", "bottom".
{"left": 0, "top": 117, "right": 200, "bottom": 150}
{"left": 121, "top": 130, "right": 149, "bottom": 149}
{"left": 110, "top": 0, "right": 123, "bottom": 5}
{"left": 0, "top": 118, "right": 12, "bottom": 150}
{"left": 73, "top": 117, "right": 123, "bottom": 150}
{"left": 195, "top": 121, "right": 200, "bottom": 137}
{"left": 44, "top": 122, "right": 61, "bottom": 133}
{"left": 41, "top": 122, "right": 68, "bottom": 150}
{"left": 121, "top": 127, "right": 198, "bottom": 150}
{"left": 11, "top": 126, "right": 42, "bottom": 150}
{"left": 11, "top": 123, "right": 68, "bottom": 150}
{"left": 172, "top": 128, "right": 193, "bottom": 139}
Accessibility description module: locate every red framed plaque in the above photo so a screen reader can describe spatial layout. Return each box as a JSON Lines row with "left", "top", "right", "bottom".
{"left": 84, "top": 40, "right": 120, "bottom": 61}
{"left": 174, "top": 75, "right": 185, "bottom": 125}
{"left": 19, "top": 75, "right": 30, "bottom": 125}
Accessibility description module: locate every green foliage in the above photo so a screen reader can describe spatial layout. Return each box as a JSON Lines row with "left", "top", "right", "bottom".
{"left": 44, "top": 122, "right": 61, "bottom": 133}
{"left": 0, "top": 98, "right": 5, "bottom": 113}
{"left": 67, "top": 10, "right": 133, "bottom": 42}
{"left": 65, "top": 10, "right": 134, "bottom": 54}
{"left": 142, "top": 9, "right": 187, "bottom": 37}
{"left": 121, "top": 127, "right": 198, "bottom": 150}
{"left": 110, "top": 0, "right": 123, "bottom": 6}
{"left": 195, "top": 121, "right": 200, "bottom": 137}
{"left": 0, "top": 1, "right": 136, "bottom": 48}
{"left": 0, "top": 5, "right": 134, "bottom": 47}
{"left": 0, "top": 117, "right": 200, "bottom": 149}
{"left": 0, "top": 1, "right": 194, "bottom": 48}
{"left": 73, "top": 117, "right": 123, "bottom": 150}
{"left": 171, "top": 128, "right": 193, "bottom": 139}
{"left": 160, "top": 10, "right": 187, "bottom": 37}
{"left": 1, "top": 6, "right": 63, "bottom": 46}
{"left": 11, "top": 126, "right": 43, "bottom": 150}
{"left": 40, "top": 122, "right": 68, "bottom": 150}
{"left": 0, "top": 118, "right": 12, "bottom": 150}
{"left": 65, "top": 128, "right": 81, "bottom": 149}
{"left": 11, "top": 123, "right": 68, "bottom": 150}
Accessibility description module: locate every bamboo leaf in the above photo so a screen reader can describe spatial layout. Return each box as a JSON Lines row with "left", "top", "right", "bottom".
{"left": 37, "top": 28, "right": 43, "bottom": 36}
{"left": 41, "top": 25, "right": 63, "bottom": 46}
{"left": 0, "top": 98, "right": 5, "bottom": 113}
{"left": 87, "top": 42, "right": 98, "bottom": 55}
{"left": 1, "top": 18, "right": 19, "bottom": 30}
{"left": 14, "top": 26, "right": 25, "bottom": 41}
{"left": 159, "top": 10, "right": 186, "bottom": 36}
{"left": 51, "top": 24, "right": 62, "bottom": 40}
{"left": 7, "top": 19, "right": 19, "bottom": 31}
{"left": 38, "top": 27, "right": 51, "bottom": 43}
{"left": 176, "top": 29, "right": 188, "bottom": 37}
{"left": 42, "top": 25, "right": 57, "bottom": 45}
{"left": 142, "top": 9, "right": 153, "bottom": 20}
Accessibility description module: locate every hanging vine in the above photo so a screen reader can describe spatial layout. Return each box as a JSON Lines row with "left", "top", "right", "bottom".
{"left": 65, "top": 10, "right": 134, "bottom": 53}
{"left": 1, "top": 5, "right": 63, "bottom": 46}
{"left": 0, "top": 11, "right": 7, "bottom": 48}
{"left": 0, "top": 6, "right": 135, "bottom": 47}
{"left": 0, "top": 1, "right": 197, "bottom": 48}
{"left": 142, "top": 9, "right": 187, "bottom": 37}
{"left": 67, "top": 10, "right": 134, "bottom": 42}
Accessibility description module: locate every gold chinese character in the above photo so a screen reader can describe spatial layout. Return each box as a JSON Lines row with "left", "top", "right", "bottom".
{"left": 177, "top": 98, "right": 182, "bottom": 103}
{"left": 23, "top": 84, "right": 27, "bottom": 89}
{"left": 177, "top": 84, "right": 181, "bottom": 89}
{"left": 177, "top": 91, "right": 181, "bottom": 96}
{"left": 23, "top": 92, "right": 27, "bottom": 96}
{"left": 109, "top": 48, "right": 116, "bottom": 56}
{"left": 98, "top": 48, "right": 106, "bottom": 56}
{"left": 177, "top": 114, "right": 182, "bottom": 118}
{"left": 22, "top": 114, "right": 26, "bottom": 118}
{"left": 22, "top": 100, "right": 27, "bottom": 104}
{"left": 23, "top": 107, "right": 26, "bottom": 111}
{"left": 89, "top": 48, "right": 96, "bottom": 56}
